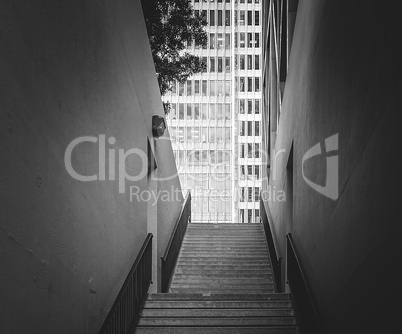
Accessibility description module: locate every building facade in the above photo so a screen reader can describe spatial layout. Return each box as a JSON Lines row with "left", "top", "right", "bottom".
{"left": 166, "top": 0, "right": 263, "bottom": 223}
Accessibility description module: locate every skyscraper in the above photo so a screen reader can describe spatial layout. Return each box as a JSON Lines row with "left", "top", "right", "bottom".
{"left": 165, "top": 0, "right": 262, "bottom": 223}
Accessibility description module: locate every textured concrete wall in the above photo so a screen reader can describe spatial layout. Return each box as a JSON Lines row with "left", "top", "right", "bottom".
{"left": 266, "top": 0, "right": 402, "bottom": 332}
{"left": 0, "top": 0, "right": 182, "bottom": 333}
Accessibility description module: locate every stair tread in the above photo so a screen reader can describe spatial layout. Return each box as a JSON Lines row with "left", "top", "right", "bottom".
{"left": 136, "top": 224, "right": 298, "bottom": 333}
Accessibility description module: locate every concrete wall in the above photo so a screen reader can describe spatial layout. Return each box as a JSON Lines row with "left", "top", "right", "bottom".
{"left": 0, "top": 0, "right": 183, "bottom": 333}
{"left": 265, "top": 0, "right": 402, "bottom": 332}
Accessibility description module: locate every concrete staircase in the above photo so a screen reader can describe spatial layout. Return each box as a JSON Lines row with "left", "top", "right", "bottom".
{"left": 135, "top": 223, "right": 298, "bottom": 333}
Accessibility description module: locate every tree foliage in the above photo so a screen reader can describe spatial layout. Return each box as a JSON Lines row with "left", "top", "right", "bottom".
{"left": 141, "top": 0, "right": 207, "bottom": 98}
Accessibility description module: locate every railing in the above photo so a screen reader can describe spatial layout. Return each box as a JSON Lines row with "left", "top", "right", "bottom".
{"left": 99, "top": 233, "right": 153, "bottom": 334}
{"left": 286, "top": 233, "right": 325, "bottom": 334}
{"left": 260, "top": 196, "right": 282, "bottom": 292}
{"left": 161, "top": 191, "right": 191, "bottom": 293}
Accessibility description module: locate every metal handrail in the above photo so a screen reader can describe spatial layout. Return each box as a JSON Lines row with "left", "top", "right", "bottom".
{"left": 99, "top": 233, "right": 153, "bottom": 334}
{"left": 286, "top": 233, "right": 325, "bottom": 333}
{"left": 260, "top": 195, "right": 282, "bottom": 292}
{"left": 161, "top": 191, "right": 191, "bottom": 292}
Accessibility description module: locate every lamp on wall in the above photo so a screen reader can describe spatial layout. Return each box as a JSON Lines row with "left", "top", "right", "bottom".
{"left": 152, "top": 115, "right": 166, "bottom": 138}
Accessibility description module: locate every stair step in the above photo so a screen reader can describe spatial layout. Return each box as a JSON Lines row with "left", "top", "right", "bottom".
{"left": 177, "top": 260, "right": 269, "bottom": 263}
{"left": 169, "top": 288, "right": 276, "bottom": 294}
{"left": 171, "top": 277, "right": 273, "bottom": 284}
{"left": 135, "top": 326, "right": 298, "bottom": 334}
{"left": 181, "top": 245, "right": 267, "bottom": 249}
{"left": 137, "top": 316, "right": 297, "bottom": 327}
{"left": 172, "top": 273, "right": 272, "bottom": 279}
{"left": 140, "top": 308, "right": 295, "bottom": 317}
{"left": 178, "top": 255, "right": 269, "bottom": 259}
{"left": 146, "top": 293, "right": 291, "bottom": 300}
{"left": 175, "top": 263, "right": 270, "bottom": 268}
{"left": 144, "top": 300, "right": 293, "bottom": 309}
{"left": 169, "top": 284, "right": 275, "bottom": 290}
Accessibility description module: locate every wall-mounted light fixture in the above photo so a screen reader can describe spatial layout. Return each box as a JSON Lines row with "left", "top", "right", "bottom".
{"left": 152, "top": 115, "right": 166, "bottom": 138}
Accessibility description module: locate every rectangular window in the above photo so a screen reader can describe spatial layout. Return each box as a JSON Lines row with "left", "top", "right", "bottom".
{"left": 255, "top": 143, "right": 260, "bottom": 158}
{"left": 217, "top": 80, "right": 224, "bottom": 96}
{"left": 255, "top": 166, "right": 260, "bottom": 179}
{"left": 247, "top": 77, "right": 253, "bottom": 92}
{"left": 225, "top": 57, "right": 231, "bottom": 72}
{"left": 210, "top": 33, "right": 215, "bottom": 49}
{"left": 240, "top": 165, "right": 245, "bottom": 179}
{"left": 210, "top": 10, "right": 215, "bottom": 25}
{"left": 240, "top": 55, "right": 245, "bottom": 70}
{"left": 218, "top": 57, "right": 223, "bottom": 72}
{"left": 217, "top": 33, "right": 224, "bottom": 49}
{"left": 187, "top": 104, "right": 192, "bottom": 119}
{"left": 186, "top": 127, "right": 193, "bottom": 142}
{"left": 194, "top": 80, "right": 200, "bottom": 95}
{"left": 240, "top": 121, "right": 245, "bottom": 136}
{"left": 247, "top": 10, "right": 252, "bottom": 25}
{"left": 201, "top": 10, "right": 207, "bottom": 21}
{"left": 187, "top": 80, "right": 192, "bottom": 95}
{"left": 255, "top": 33, "right": 260, "bottom": 48}
{"left": 247, "top": 99, "right": 253, "bottom": 114}
{"left": 202, "top": 80, "right": 207, "bottom": 95}
{"left": 255, "top": 10, "right": 260, "bottom": 25}
{"left": 210, "top": 57, "right": 215, "bottom": 72}
{"left": 194, "top": 105, "right": 200, "bottom": 119}
{"left": 248, "top": 187, "right": 253, "bottom": 202}
{"left": 247, "top": 55, "right": 252, "bottom": 70}
{"left": 239, "top": 10, "right": 245, "bottom": 25}
{"left": 255, "top": 77, "right": 260, "bottom": 92}
{"left": 247, "top": 121, "right": 252, "bottom": 136}
{"left": 254, "top": 187, "right": 260, "bottom": 202}
{"left": 247, "top": 33, "right": 253, "bottom": 48}
{"left": 201, "top": 104, "right": 208, "bottom": 119}
{"left": 218, "top": 10, "right": 222, "bottom": 26}
{"left": 255, "top": 121, "right": 260, "bottom": 136}
{"left": 210, "top": 81, "right": 216, "bottom": 96}
{"left": 239, "top": 33, "right": 245, "bottom": 48}
{"left": 179, "top": 82, "right": 185, "bottom": 96}
{"left": 248, "top": 165, "right": 253, "bottom": 176}
{"left": 247, "top": 144, "right": 253, "bottom": 158}
{"left": 225, "top": 104, "right": 230, "bottom": 119}
{"left": 216, "top": 104, "right": 223, "bottom": 119}
{"left": 171, "top": 81, "right": 177, "bottom": 94}
{"left": 255, "top": 99, "right": 260, "bottom": 113}
{"left": 225, "top": 33, "right": 231, "bottom": 49}
{"left": 255, "top": 55, "right": 260, "bottom": 70}
{"left": 179, "top": 104, "right": 184, "bottom": 119}
{"left": 239, "top": 77, "right": 245, "bottom": 92}
{"left": 225, "top": 80, "right": 230, "bottom": 96}
{"left": 225, "top": 10, "right": 230, "bottom": 26}
{"left": 225, "top": 127, "right": 230, "bottom": 140}
{"left": 240, "top": 189, "right": 245, "bottom": 202}
{"left": 239, "top": 99, "right": 245, "bottom": 114}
